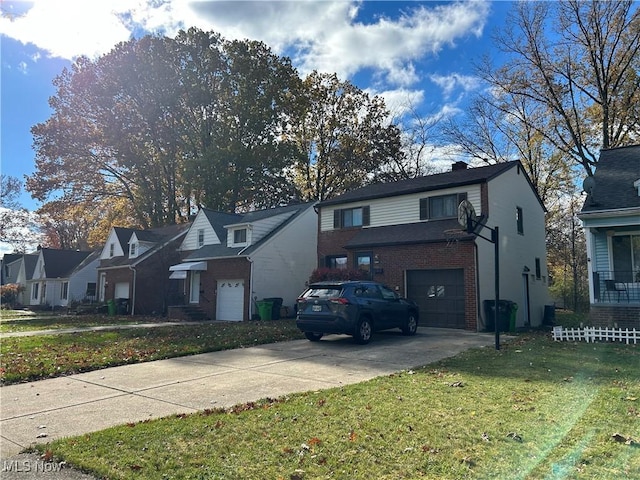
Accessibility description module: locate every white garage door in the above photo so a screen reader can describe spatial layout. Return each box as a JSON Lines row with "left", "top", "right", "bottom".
{"left": 114, "top": 282, "right": 130, "bottom": 300}
{"left": 216, "top": 279, "right": 244, "bottom": 321}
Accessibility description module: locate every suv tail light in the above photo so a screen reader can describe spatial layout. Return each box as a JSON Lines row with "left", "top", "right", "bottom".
{"left": 329, "top": 297, "right": 350, "bottom": 305}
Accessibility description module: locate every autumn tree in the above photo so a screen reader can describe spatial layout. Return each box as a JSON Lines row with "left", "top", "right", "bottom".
{"left": 289, "top": 72, "right": 402, "bottom": 202}
{"left": 28, "top": 29, "right": 302, "bottom": 229}
{"left": 175, "top": 29, "right": 301, "bottom": 211}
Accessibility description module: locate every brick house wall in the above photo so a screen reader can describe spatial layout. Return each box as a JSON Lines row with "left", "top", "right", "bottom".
{"left": 589, "top": 305, "right": 640, "bottom": 329}
{"left": 318, "top": 228, "right": 478, "bottom": 330}
{"left": 197, "top": 257, "right": 251, "bottom": 320}
{"left": 101, "top": 235, "right": 185, "bottom": 315}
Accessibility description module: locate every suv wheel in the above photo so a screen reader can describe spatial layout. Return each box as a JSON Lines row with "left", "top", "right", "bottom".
{"left": 402, "top": 313, "right": 418, "bottom": 336}
{"left": 354, "top": 317, "right": 373, "bottom": 344}
{"left": 304, "top": 332, "right": 323, "bottom": 342}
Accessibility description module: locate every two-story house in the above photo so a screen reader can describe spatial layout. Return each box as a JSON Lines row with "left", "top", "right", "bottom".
{"left": 578, "top": 144, "right": 640, "bottom": 327}
{"left": 169, "top": 202, "right": 317, "bottom": 322}
{"left": 97, "top": 223, "right": 191, "bottom": 315}
{"left": 316, "top": 161, "right": 549, "bottom": 331}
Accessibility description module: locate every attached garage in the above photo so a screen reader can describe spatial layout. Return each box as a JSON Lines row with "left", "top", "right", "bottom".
{"left": 114, "top": 282, "right": 130, "bottom": 300}
{"left": 406, "top": 269, "right": 465, "bottom": 328}
{"left": 216, "top": 279, "right": 245, "bottom": 321}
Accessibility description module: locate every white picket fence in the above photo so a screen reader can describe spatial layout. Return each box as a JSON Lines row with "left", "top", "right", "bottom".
{"left": 552, "top": 326, "right": 640, "bottom": 344}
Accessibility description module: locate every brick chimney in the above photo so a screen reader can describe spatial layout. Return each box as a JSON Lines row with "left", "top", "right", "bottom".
{"left": 452, "top": 161, "right": 468, "bottom": 171}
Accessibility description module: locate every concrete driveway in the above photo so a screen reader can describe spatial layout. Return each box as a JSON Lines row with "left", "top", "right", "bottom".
{"left": 1, "top": 327, "right": 499, "bottom": 459}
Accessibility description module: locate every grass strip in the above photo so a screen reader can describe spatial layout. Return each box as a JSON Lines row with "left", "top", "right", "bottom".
{"left": 39, "top": 334, "right": 640, "bottom": 479}
{"left": 0, "top": 320, "right": 304, "bottom": 384}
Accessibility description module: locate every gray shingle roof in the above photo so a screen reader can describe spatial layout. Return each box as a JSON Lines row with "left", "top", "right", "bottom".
{"left": 318, "top": 162, "right": 518, "bottom": 207}
{"left": 185, "top": 202, "right": 316, "bottom": 261}
{"left": 40, "top": 249, "right": 94, "bottom": 278}
{"left": 581, "top": 144, "right": 640, "bottom": 213}
{"left": 344, "top": 218, "right": 475, "bottom": 249}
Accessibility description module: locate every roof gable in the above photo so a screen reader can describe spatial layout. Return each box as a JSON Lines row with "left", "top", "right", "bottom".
{"left": 581, "top": 144, "right": 640, "bottom": 212}
{"left": 38, "top": 248, "right": 93, "bottom": 278}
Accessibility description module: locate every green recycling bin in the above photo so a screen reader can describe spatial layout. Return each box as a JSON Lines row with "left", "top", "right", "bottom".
{"left": 257, "top": 300, "right": 273, "bottom": 321}
{"left": 107, "top": 299, "right": 116, "bottom": 316}
{"left": 509, "top": 302, "right": 518, "bottom": 332}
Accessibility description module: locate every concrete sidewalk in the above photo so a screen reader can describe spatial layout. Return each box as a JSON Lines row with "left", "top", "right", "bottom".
{"left": 1, "top": 328, "right": 500, "bottom": 470}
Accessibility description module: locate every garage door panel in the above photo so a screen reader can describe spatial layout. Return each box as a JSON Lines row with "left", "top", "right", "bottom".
{"left": 407, "top": 269, "right": 465, "bottom": 329}
{"left": 216, "top": 280, "right": 244, "bottom": 322}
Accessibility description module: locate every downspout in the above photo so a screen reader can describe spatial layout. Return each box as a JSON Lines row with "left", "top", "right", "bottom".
{"left": 474, "top": 241, "right": 481, "bottom": 332}
{"left": 128, "top": 265, "right": 136, "bottom": 315}
{"left": 247, "top": 256, "right": 254, "bottom": 320}
{"left": 238, "top": 245, "right": 253, "bottom": 321}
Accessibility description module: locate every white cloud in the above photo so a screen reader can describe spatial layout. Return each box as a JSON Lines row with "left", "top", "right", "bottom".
{"left": 0, "top": 0, "right": 490, "bottom": 91}
{"left": 430, "top": 73, "right": 481, "bottom": 99}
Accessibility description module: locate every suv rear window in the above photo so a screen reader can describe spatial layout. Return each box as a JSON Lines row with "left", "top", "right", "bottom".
{"left": 302, "top": 287, "right": 342, "bottom": 299}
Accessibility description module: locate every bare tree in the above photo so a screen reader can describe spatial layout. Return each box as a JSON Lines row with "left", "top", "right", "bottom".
{"left": 488, "top": 0, "right": 640, "bottom": 176}
{"left": 0, "top": 175, "right": 41, "bottom": 253}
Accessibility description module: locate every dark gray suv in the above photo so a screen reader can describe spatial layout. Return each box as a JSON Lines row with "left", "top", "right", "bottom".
{"left": 296, "top": 281, "right": 419, "bottom": 344}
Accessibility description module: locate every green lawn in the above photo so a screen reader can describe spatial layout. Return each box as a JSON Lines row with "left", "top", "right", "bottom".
{"left": 0, "top": 312, "right": 157, "bottom": 333}
{"left": 0, "top": 319, "right": 304, "bottom": 384}
{"left": 38, "top": 334, "right": 640, "bottom": 479}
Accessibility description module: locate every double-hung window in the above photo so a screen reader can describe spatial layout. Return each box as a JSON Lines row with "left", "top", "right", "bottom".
{"left": 333, "top": 206, "right": 370, "bottom": 229}
{"left": 420, "top": 193, "right": 467, "bottom": 220}
{"left": 234, "top": 228, "right": 247, "bottom": 244}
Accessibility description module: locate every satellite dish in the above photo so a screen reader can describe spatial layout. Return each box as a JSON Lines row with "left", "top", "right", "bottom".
{"left": 458, "top": 200, "right": 476, "bottom": 230}
{"left": 582, "top": 176, "right": 596, "bottom": 195}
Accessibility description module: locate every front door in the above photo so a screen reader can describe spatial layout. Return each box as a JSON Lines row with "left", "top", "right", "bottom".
{"left": 190, "top": 271, "right": 200, "bottom": 304}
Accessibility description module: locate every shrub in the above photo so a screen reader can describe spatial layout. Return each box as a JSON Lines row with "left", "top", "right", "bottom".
{"left": 309, "top": 268, "right": 369, "bottom": 283}
{"left": 1, "top": 283, "right": 25, "bottom": 309}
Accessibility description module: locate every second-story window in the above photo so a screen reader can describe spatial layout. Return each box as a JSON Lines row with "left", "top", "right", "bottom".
{"left": 516, "top": 207, "right": 524, "bottom": 235}
{"left": 234, "top": 228, "right": 247, "bottom": 244}
{"left": 333, "top": 206, "right": 370, "bottom": 228}
{"left": 420, "top": 193, "right": 466, "bottom": 220}
{"left": 129, "top": 243, "right": 137, "bottom": 257}
{"left": 109, "top": 243, "right": 115, "bottom": 257}
{"left": 197, "top": 229, "right": 205, "bottom": 248}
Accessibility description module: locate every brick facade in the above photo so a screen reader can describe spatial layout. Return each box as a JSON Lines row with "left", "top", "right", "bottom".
{"left": 101, "top": 235, "right": 185, "bottom": 315}
{"left": 318, "top": 228, "right": 478, "bottom": 330}
{"left": 197, "top": 258, "right": 251, "bottom": 320}
{"left": 589, "top": 305, "right": 640, "bottom": 329}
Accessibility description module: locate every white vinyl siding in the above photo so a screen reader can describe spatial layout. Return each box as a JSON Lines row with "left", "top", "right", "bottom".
{"left": 320, "top": 185, "right": 481, "bottom": 231}
{"left": 226, "top": 212, "right": 295, "bottom": 247}
{"left": 180, "top": 211, "right": 220, "bottom": 251}
{"left": 101, "top": 230, "right": 125, "bottom": 259}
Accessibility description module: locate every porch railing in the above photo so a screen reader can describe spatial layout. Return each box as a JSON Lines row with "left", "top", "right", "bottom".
{"left": 593, "top": 271, "right": 640, "bottom": 303}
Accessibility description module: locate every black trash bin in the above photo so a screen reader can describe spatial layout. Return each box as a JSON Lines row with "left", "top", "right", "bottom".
{"left": 263, "top": 297, "right": 283, "bottom": 320}
{"left": 116, "top": 298, "right": 129, "bottom": 315}
{"left": 543, "top": 305, "right": 555, "bottom": 326}
{"left": 483, "top": 300, "right": 513, "bottom": 332}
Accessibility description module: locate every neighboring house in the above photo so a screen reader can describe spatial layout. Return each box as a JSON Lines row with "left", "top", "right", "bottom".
{"left": 1, "top": 253, "right": 37, "bottom": 306}
{"left": 316, "top": 161, "right": 550, "bottom": 331}
{"left": 97, "top": 223, "right": 191, "bottom": 315}
{"left": 13, "top": 254, "right": 38, "bottom": 306}
{"left": 1, "top": 253, "right": 22, "bottom": 285}
{"left": 27, "top": 248, "right": 99, "bottom": 308}
{"left": 169, "top": 202, "right": 317, "bottom": 321}
{"left": 578, "top": 144, "right": 640, "bottom": 327}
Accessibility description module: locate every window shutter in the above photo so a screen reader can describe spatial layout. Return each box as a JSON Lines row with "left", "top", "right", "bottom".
{"left": 333, "top": 209, "right": 342, "bottom": 228}
{"left": 419, "top": 198, "right": 429, "bottom": 220}
{"left": 362, "top": 206, "right": 370, "bottom": 226}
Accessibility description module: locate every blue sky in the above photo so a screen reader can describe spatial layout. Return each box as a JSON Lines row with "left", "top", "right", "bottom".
{"left": 1, "top": 1, "right": 511, "bottom": 213}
